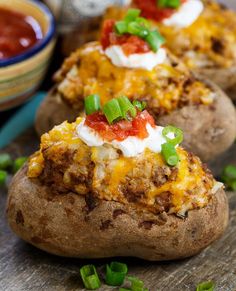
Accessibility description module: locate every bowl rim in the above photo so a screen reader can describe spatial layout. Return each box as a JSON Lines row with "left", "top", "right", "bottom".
{"left": 0, "top": 0, "right": 55, "bottom": 68}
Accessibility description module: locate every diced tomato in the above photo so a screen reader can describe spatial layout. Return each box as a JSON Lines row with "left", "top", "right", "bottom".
{"left": 100, "top": 19, "right": 116, "bottom": 50}
{"left": 133, "top": 0, "right": 187, "bottom": 22}
{"left": 100, "top": 20, "right": 151, "bottom": 55}
{"left": 85, "top": 110, "right": 155, "bottom": 142}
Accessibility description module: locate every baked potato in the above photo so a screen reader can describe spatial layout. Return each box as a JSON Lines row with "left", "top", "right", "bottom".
{"left": 36, "top": 40, "right": 236, "bottom": 161}
{"left": 103, "top": 0, "right": 236, "bottom": 99}
{"left": 8, "top": 104, "right": 228, "bottom": 260}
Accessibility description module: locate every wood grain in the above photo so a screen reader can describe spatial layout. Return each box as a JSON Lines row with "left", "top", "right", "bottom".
{"left": 0, "top": 129, "right": 236, "bottom": 291}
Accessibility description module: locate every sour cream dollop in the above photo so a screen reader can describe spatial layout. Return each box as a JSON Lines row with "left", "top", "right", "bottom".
{"left": 162, "top": 0, "right": 204, "bottom": 28}
{"left": 104, "top": 45, "right": 167, "bottom": 71}
{"left": 77, "top": 118, "right": 176, "bottom": 157}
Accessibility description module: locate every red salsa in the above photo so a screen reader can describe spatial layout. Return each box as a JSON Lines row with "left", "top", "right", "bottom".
{"left": 85, "top": 110, "right": 155, "bottom": 142}
{"left": 133, "top": 0, "right": 186, "bottom": 22}
{"left": 101, "top": 19, "right": 151, "bottom": 56}
{"left": 0, "top": 7, "right": 43, "bottom": 60}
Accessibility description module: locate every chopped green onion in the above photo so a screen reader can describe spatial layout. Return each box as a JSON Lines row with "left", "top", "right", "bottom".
{"left": 132, "top": 100, "right": 146, "bottom": 111}
{"left": 0, "top": 170, "right": 7, "bottom": 186}
{"left": 105, "top": 262, "right": 128, "bottom": 286}
{"left": 117, "top": 96, "right": 136, "bottom": 120}
{"left": 0, "top": 153, "right": 13, "bottom": 170}
{"left": 127, "top": 276, "right": 149, "bottom": 291}
{"left": 145, "top": 30, "right": 165, "bottom": 52}
{"left": 127, "top": 22, "right": 149, "bottom": 38}
{"left": 85, "top": 94, "right": 101, "bottom": 115}
{"left": 103, "top": 99, "right": 123, "bottom": 124}
{"left": 13, "top": 157, "right": 28, "bottom": 173}
{"left": 119, "top": 289, "right": 131, "bottom": 291}
{"left": 158, "top": 0, "right": 181, "bottom": 9}
{"left": 221, "top": 165, "right": 236, "bottom": 190}
{"left": 115, "top": 21, "right": 128, "bottom": 34}
{"left": 162, "top": 125, "right": 183, "bottom": 146}
{"left": 161, "top": 143, "right": 179, "bottom": 166}
{"left": 196, "top": 281, "right": 214, "bottom": 291}
{"left": 124, "top": 9, "right": 141, "bottom": 22}
{"left": 136, "top": 17, "right": 151, "bottom": 29}
{"left": 80, "top": 265, "right": 101, "bottom": 290}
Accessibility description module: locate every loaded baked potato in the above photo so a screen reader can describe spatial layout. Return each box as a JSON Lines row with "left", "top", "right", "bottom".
{"left": 104, "top": 0, "right": 236, "bottom": 99}
{"left": 8, "top": 98, "right": 228, "bottom": 260}
{"left": 36, "top": 10, "right": 236, "bottom": 161}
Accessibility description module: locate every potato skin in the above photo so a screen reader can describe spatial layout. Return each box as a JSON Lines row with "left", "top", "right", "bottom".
{"left": 35, "top": 80, "right": 236, "bottom": 162}
{"left": 195, "top": 66, "right": 236, "bottom": 101}
{"left": 7, "top": 165, "right": 228, "bottom": 261}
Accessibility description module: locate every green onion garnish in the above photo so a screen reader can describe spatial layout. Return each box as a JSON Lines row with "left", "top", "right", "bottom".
{"left": 162, "top": 125, "right": 183, "bottom": 146}
{"left": 105, "top": 262, "right": 128, "bottom": 286}
{"left": 117, "top": 96, "right": 137, "bottom": 120}
{"left": 115, "top": 21, "right": 128, "bottom": 34}
{"left": 124, "top": 8, "right": 141, "bottom": 22}
{"left": 127, "top": 276, "right": 149, "bottom": 291}
{"left": 221, "top": 165, "right": 236, "bottom": 190}
{"left": 85, "top": 94, "right": 101, "bottom": 115}
{"left": 0, "top": 170, "right": 7, "bottom": 186}
{"left": 127, "top": 22, "right": 149, "bottom": 38}
{"left": 0, "top": 153, "right": 13, "bottom": 170}
{"left": 145, "top": 30, "right": 165, "bottom": 53}
{"left": 196, "top": 281, "right": 214, "bottom": 291}
{"left": 113, "top": 9, "right": 165, "bottom": 53}
{"left": 119, "top": 289, "right": 131, "bottom": 291}
{"left": 158, "top": 0, "right": 181, "bottom": 9}
{"left": 132, "top": 100, "right": 146, "bottom": 111}
{"left": 13, "top": 157, "right": 28, "bottom": 173}
{"left": 80, "top": 265, "right": 101, "bottom": 290}
{"left": 103, "top": 98, "right": 123, "bottom": 124}
{"left": 161, "top": 143, "right": 179, "bottom": 166}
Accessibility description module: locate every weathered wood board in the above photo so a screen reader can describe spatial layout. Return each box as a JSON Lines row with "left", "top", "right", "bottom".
{"left": 0, "top": 129, "right": 236, "bottom": 291}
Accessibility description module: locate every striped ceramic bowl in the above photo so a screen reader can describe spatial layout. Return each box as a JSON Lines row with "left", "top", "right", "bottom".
{"left": 0, "top": 0, "right": 55, "bottom": 111}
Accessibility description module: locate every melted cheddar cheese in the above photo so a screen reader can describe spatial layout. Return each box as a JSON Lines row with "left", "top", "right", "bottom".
{"left": 28, "top": 119, "right": 216, "bottom": 216}
{"left": 105, "top": 1, "right": 236, "bottom": 69}
{"left": 54, "top": 42, "right": 214, "bottom": 114}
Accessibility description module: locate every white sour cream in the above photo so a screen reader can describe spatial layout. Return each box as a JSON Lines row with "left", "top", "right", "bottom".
{"left": 104, "top": 45, "right": 167, "bottom": 71}
{"left": 162, "top": 0, "right": 204, "bottom": 28}
{"left": 77, "top": 118, "right": 176, "bottom": 157}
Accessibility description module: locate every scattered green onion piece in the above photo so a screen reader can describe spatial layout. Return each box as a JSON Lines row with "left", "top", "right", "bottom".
{"left": 145, "top": 30, "right": 165, "bottom": 52}
{"left": 0, "top": 170, "right": 7, "bottom": 186}
{"left": 132, "top": 100, "right": 146, "bottom": 111}
{"left": 80, "top": 265, "right": 101, "bottom": 290}
{"left": 105, "top": 262, "right": 128, "bottom": 286}
{"left": 115, "top": 21, "right": 128, "bottom": 34}
{"left": 127, "top": 276, "right": 149, "bottom": 291}
{"left": 124, "top": 9, "right": 141, "bottom": 22}
{"left": 85, "top": 94, "right": 101, "bottom": 115}
{"left": 0, "top": 153, "right": 13, "bottom": 170}
{"left": 103, "top": 99, "right": 123, "bottom": 124}
{"left": 119, "top": 289, "right": 131, "bottom": 291}
{"left": 196, "top": 281, "right": 214, "bottom": 291}
{"left": 13, "top": 157, "right": 28, "bottom": 173}
{"left": 127, "top": 22, "right": 149, "bottom": 38}
{"left": 221, "top": 165, "right": 236, "bottom": 190}
{"left": 117, "top": 96, "right": 137, "bottom": 120}
{"left": 158, "top": 0, "right": 181, "bottom": 9}
{"left": 161, "top": 143, "right": 179, "bottom": 166}
{"left": 162, "top": 125, "right": 183, "bottom": 146}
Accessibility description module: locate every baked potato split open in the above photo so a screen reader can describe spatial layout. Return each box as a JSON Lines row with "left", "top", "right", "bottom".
{"left": 36, "top": 42, "right": 236, "bottom": 161}
{"left": 8, "top": 113, "right": 228, "bottom": 260}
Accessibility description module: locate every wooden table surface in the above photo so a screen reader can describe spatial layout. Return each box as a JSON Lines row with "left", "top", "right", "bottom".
{"left": 0, "top": 129, "right": 236, "bottom": 291}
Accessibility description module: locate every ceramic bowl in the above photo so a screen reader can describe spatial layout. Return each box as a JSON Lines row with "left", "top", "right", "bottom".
{"left": 0, "top": 0, "right": 55, "bottom": 111}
